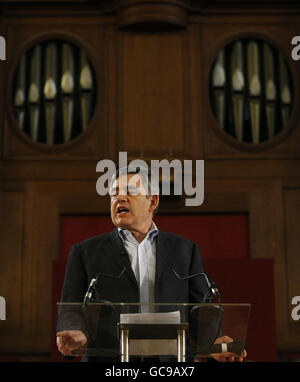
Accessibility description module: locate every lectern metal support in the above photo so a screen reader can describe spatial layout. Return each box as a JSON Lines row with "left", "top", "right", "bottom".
{"left": 177, "top": 327, "right": 186, "bottom": 362}
{"left": 118, "top": 323, "right": 188, "bottom": 362}
{"left": 120, "top": 328, "right": 129, "bottom": 362}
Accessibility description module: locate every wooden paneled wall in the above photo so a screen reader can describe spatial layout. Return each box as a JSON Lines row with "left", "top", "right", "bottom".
{"left": 0, "top": 1, "right": 300, "bottom": 357}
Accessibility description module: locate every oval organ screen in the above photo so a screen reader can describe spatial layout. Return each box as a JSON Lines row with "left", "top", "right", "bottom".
{"left": 210, "top": 38, "right": 293, "bottom": 144}
{"left": 12, "top": 40, "right": 96, "bottom": 145}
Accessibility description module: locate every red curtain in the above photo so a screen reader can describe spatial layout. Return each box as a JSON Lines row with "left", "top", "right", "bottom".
{"left": 60, "top": 214, "right": 248, "bottom": 261}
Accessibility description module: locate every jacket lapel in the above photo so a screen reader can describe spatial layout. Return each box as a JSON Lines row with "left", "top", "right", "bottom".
{"left": 155, "top": 232, "right": 172, "bottom": 287}
{"left": 109, "top": 228, "right": 139, "bottom": 288}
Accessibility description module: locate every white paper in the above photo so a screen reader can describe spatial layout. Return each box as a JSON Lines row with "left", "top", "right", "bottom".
{"left": 120, "top": 310, "right": 180, "bottom": 324}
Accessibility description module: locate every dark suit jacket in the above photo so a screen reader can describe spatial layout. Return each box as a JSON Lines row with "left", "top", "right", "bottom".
{"left": 58, "top": 228, "right": 210, "bottom": 361}
{"left": 61, "top": 228, "right": 208, "bottom": 304}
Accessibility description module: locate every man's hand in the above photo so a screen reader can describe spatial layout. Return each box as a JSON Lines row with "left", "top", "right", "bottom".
{"left": 210, "top": 336, "right": 247, "bottom": 362}
{"left": 194, "top": 335, "right": 247, "bottom": 362}
{"left": 56, "top": 330, "right": 87, "bottom": 356}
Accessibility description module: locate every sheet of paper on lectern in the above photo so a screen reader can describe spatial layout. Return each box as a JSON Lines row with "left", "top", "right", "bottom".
{"left": 120, "top": 310, "right": 181, "bottom": 324}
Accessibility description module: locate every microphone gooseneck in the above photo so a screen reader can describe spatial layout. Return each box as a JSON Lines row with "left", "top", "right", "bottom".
{"left": 172, "top": 269, "right": 221, "bottom": 303}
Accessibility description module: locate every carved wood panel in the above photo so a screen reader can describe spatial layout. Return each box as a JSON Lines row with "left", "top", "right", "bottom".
{"left": 0, "top": 191, "right": 24, "bottom": 334}
{"left": 117, "top": 29, "right": 198, "bottom": 160}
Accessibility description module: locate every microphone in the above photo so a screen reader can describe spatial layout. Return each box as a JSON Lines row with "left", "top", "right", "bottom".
{"left": 205, "top": 276, "right": 220, "bottom": 302}
{"left": 83, "top": 278, "right": 97, "bottom": 304}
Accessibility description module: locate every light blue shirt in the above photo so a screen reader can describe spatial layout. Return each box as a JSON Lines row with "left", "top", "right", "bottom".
{"left": 118, "top": 222, "right": 159, "bottom": 312}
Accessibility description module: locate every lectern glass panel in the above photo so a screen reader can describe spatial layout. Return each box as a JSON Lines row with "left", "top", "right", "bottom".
{"left": 56, "top": 303, "right": 250, "bottom": 360}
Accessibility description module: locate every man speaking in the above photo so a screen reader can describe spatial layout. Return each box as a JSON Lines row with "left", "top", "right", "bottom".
{"left": 56, "top": 166, "right": 246, "bottom": 362}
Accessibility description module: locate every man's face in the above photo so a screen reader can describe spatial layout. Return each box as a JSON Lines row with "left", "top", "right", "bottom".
{"left": 110, "top": 173, "right": 158, "bottom": 232}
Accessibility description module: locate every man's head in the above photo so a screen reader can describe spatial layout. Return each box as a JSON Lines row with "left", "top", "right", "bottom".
{"left": 109, "top": 166, "right": 159, "bottom": 235}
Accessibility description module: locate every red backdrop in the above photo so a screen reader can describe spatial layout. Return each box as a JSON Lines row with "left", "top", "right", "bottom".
{"left": 60, "top": 214, "right": 249, "bottom": 261}
{"left": 52, "top": 214, "right": 277, "bottom": 362}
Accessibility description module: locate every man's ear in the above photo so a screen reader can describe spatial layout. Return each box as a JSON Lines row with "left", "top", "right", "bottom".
{"left": 149, "top": 195, "right": 159, "bottom": 213}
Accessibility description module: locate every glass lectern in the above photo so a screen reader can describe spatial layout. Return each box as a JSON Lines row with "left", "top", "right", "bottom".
{"left": 56, "top": 302, "right": 250, "bottom": 362}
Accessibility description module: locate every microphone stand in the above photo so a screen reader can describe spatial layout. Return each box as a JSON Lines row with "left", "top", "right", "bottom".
{"left": 172, "top": 269, "right": 224, "bottom": 357}
{"left": 81, "top": 268, "right": 127, "bottom": 358}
